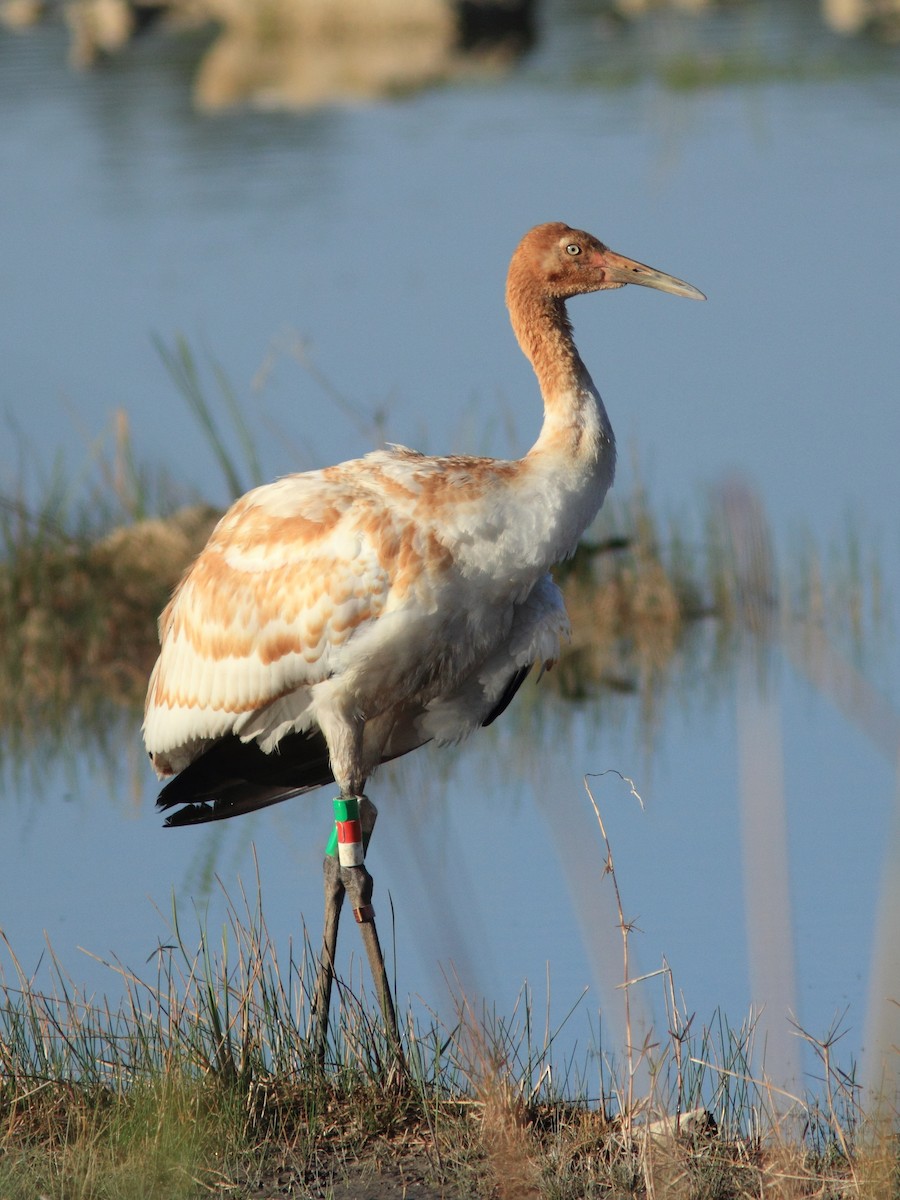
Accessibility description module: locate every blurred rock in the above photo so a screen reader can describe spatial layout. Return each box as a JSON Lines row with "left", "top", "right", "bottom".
{"left": 0, "top": 0, "right": 46, "bottom": 30}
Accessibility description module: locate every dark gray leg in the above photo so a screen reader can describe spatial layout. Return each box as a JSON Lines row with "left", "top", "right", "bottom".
{"left": 342, "top": 867, "right": 400, "bottom": 1055}
{"left": 310, "top": 795, "right": 402, "bottom": 1067}
{"left": 311, "top": 852, "right": 346, "bottom": 1067}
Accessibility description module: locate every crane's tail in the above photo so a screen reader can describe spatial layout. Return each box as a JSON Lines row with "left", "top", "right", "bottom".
{"left": 156, "top": 729, "right": 335, "bottom": 826}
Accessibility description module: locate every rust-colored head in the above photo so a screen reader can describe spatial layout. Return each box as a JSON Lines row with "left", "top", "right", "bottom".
{"left": 509, "top": 222, "right": 706, "bottom": 302}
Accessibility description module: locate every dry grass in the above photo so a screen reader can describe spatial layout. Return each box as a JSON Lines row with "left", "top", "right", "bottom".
{"left": 0, "top": 500, "right": 218, "bottom": 744}
{"left": 0, "top": 886, "right": 888, "bottom": 1199}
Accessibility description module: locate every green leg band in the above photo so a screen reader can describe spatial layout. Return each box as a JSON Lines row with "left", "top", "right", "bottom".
{"left": 333, "top": 796, "right": 360, "bottom": 822}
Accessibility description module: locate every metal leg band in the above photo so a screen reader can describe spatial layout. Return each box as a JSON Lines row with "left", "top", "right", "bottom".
{"left": 353, "top": 904, "right": 375, "bottom": 924}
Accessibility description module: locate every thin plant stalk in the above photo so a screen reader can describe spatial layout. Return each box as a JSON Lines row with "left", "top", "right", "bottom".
{"left": 584, "top": 771, "right": 644, "bottom": 1136}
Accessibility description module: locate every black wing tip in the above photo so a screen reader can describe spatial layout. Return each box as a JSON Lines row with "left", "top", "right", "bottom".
{"left": 162, "top": 801, "right": 219, "bottom": 827}
{"left": 155, "top": 730, "right": 336, "bottom": 827}
{"left": 156, "top": 773, "right": 197, "bottom": 816}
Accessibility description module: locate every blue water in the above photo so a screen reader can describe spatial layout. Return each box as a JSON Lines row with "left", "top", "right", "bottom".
{"left": 2, "top": 0, "right": 900, "bottom": 1106}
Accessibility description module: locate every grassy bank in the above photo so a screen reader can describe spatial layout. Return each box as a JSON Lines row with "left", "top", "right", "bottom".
{"left": 0, "top": 869, "right": 888, "bottom": 1200}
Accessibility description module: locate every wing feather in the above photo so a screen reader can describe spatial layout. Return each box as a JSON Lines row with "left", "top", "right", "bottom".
{"left": 144, "top": 469, "right": 394, "bottom": 774}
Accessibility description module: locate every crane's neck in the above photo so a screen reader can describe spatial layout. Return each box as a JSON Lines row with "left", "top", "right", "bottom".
{"left": 510, "top": 293, "right": 585, "bottom": 404}
{"left": 507, "top": 285, "right": 613, "bottom": 459}
{"left": 502, "top": 282, "right": 616, "bottom": 570}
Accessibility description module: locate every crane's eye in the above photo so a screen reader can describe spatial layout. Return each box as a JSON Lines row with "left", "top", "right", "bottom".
{"left": 565, "top": 243, "right": 581, "bottom": 256}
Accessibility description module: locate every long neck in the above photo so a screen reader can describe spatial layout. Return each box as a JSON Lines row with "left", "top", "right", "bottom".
{"left": 499, "top": 271, "right": 616, "bottom": 569}
{"left": 506, "top": 275, "right": 613, "bottom": 464}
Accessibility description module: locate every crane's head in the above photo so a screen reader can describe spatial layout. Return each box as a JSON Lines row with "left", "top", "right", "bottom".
{"left": 511, "top": 222, "right": 706, "bottom": 303}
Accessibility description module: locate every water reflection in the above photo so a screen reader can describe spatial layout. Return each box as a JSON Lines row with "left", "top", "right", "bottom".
{"left": 194, "top": 0, "right": 536, "bottom": 112}
{"left": 611, "top": 0, "right": 900, "bottom": 41}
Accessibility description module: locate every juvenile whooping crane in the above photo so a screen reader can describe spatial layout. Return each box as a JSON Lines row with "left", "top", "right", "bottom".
{"left": 143, "top": 222, "right": 705, "bottom": 1059}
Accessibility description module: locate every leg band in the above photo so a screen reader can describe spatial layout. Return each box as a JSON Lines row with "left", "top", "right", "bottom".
{"left": 328, "top": 796, "right": 365, "bottom": 866}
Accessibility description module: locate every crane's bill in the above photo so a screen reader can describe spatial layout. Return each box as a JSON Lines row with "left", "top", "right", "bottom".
{"left": 601, "top": 249, "right": 706, "bottom": 301}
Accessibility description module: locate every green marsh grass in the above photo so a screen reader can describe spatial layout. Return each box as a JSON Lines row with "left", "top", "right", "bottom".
{"left": 152, "top": 335, "right": 265, "bottom": 503}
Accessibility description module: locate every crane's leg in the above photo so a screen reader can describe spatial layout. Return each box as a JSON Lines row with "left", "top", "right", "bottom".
{"left": 345, "top": 795, "right": 401, "bottom": 1054}
{"left": 311, "top": 850, "right": 346, "bottom": 1066}
{"left": 310, "top": 795, "right": 401, "bottom": 1067}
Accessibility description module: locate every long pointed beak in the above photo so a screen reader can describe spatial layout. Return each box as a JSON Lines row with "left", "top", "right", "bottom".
{"left": 600, "top": 248, "right": 706, "bottom": 301}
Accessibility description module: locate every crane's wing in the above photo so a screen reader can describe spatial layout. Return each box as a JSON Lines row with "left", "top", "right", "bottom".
{"left": 156, "top": 727, "right": 334, "bottom": 825}
{"left": 143, "top": 467, "right": 399, "bottom": 775}
{"left": 411, "top": 573, "right": 569, "bottom": 745}
{"left": 154, "top": 575, "right": 568, "bottom": 827}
